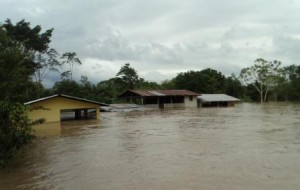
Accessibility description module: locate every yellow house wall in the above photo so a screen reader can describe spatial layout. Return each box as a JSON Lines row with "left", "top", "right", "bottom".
{"left": 27, "top": 97, "right": 100, "bottom": 122}
{"left": 184, "top": 95, "right": 198, "bottom": 108}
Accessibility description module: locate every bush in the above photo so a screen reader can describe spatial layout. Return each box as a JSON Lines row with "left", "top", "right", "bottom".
{"left": 0, "top": 101, "right": 35, "bottom": 168}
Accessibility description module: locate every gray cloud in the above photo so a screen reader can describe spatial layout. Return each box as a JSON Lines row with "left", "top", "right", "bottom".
{"left": 1, "top": 0, "right": 300, "bottom": 85}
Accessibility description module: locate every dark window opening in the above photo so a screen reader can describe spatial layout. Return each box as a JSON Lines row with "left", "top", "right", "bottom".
{"left": 60, "top": 108, "right": 97, "bottom": 121}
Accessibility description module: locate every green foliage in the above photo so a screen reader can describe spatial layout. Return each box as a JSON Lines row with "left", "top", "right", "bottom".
{"left": 137, "top": 79, "right": 161, "bottom": 90}
{"left": 79, "top": 75, "right": 97, "bottom": 100}
{"left": 52, "top": 79, "right": 81, "bottom": 96}
{"left": 161, "top": 79, "right": 176, "bottom": 89}
{"left": 0, "top": 18, "right": 62, "bottom": 167}
{"left": 96, "top": 79, "right": 118, "bottom": 103}
{"left": 116, "top": 63, "right": 140, "bottom": 91}
{"left": 0, "top": 26, "right": 35, "bottom": 102}
{"left": 239, "top": 58, "right": 283, "bottom": 103}
{"left": 3, "top": 19, "right": 53, "bottom": 53}
{"left": 281, "top": 65, "right": 300, "bottom": 101}
{"left": 173, "top": 68, "right": 226, "bottom": 93}
{"left": 224, "top": 75, "right": 244, "bottom": 98}
{"left": 0, "top": 101, "right": 35, "bottom": 168}
{"left": 2, "top": 19, "right": 62, "bottom": 99}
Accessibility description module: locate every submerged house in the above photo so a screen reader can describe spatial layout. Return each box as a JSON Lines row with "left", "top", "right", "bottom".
{"left": 119, "top": 90, "right": 199, "bottom": 108}
{"left": 198, "top": 94, "right": 240, "bottom": 107}
{"left": 25, "top": 94, "right": 106, "bottom": 122}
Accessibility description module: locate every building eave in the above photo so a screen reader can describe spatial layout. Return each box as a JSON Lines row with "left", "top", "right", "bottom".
{"left": 24, "top": 94, "right": 108, "bottom": 106}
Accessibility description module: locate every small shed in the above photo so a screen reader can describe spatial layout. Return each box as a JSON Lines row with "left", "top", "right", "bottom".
{"left": 119, "top": 89, "right": 199, "bottom": 108}
{"left": 198, "top": 94, "right": 240, "bottom": 107}
{"left": 25, "top": 94, "right": 105, "bottom": 122}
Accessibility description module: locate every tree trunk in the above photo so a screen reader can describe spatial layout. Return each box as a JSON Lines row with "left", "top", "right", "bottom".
{"left": 260, "top": 84, "right": 263, "bottom": 103}
{"left": 264, "top": 88, "right": 269, "bottom": 102}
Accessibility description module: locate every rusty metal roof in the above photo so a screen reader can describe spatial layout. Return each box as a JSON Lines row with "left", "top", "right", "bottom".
{"left": 124, "top": 90, "right": 199, "bottom": 97}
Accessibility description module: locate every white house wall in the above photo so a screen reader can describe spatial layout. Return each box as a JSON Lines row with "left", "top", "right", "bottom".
{"left": 184, "top": 96, "right": 198, "bottom": 108}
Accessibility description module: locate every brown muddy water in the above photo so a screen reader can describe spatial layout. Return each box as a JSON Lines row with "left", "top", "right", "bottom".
{"left": 1, "top": 103, "right": 300, "bottom": 190}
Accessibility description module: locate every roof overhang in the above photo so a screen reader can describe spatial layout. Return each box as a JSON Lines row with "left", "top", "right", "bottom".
{"left": 119, "top": 90, "right": 199, "bottom": 97}
{"left": 25, "top": 94, "right": 108, "bottom": 106}
{"left": 198, "top": 94, "right": 240, "bottom": 102}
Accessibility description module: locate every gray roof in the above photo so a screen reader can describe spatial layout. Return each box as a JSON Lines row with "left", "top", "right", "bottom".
{"left": 198, "top": 94, "right": 240, "bottom": 102}
{"left": 25, "top": 94, "right": 108, "bottom": 106}
{"left": 119, "top": 90, "right": 199, "bottom": 97}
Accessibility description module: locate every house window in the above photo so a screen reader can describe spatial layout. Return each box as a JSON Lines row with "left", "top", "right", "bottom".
{"left": 189, "top": 96, "right": 193, "bottom": 101}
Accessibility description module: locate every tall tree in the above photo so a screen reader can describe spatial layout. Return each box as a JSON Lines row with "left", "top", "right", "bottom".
{"left": 33, "top": 48, "right": 60, "bottom": 98}
{"left": 61, "top": 52, "right": 82, "bottom": 80}
{"left": 116, "top": 63, "right": 140, "bottom": 91}
{"left": 0, "top": 26, "right": 35, "bottom": 102}
{"left": 2, "top": 19, "right": 53, "bottom": 53}
{"left": 239, "top": 58, "right": 283, "bottom": 103}
{"left": 0, "top": 21, "right": 46, "bottom": 168}
{"left": 2, "top": 19, "right": 60, "bottom": 98}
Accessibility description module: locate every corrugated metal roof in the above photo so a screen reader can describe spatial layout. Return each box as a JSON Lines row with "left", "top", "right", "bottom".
{"left": 127, "top": 90, "right": 199, "bottom": 97}
{"left": 24, "top": 94, "right": 108, "bottom": 106}
{"left": 198, "top": 94, "right": 240, "bottom": 102}
{"left": 148, "top": 91, "right": 166, "bottom": 96}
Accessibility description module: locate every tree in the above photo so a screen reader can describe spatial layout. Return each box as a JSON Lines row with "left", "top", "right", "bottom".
{"left": 2, "top": 19, "right": 61, "bottom": 99}
{"left": 33, "top": 48, "right": 60, "bottom": 98}
{"left": 95, "top": 79, "right": 118, "bottom": 103}
{"left": 0, "top": 26, "right": 35, "bottom": 102}
{"left": 52, "top": 80, "right": 81, "bottom": 97}
{"left": 61, "top": 52, "right": 82, "bottom": 80}
{"left": 0, "top": 22, "right": 48, "bottom": 168}
{"left": 116, "top": 63, "right": 140, "bottom": 91}
{"left": 79, "top": 75, "right": 95, "bottom": 99}
{"left": 2, "top": 19, "right": 53, "bottom": 53}
{"left": 224, "top": 74, "right": 244, "bottom": 98}
{"left": 239, "top": 58, "right": 283, "bottom": 103}
{"left": 283, "top": 65, "right": 300, "bottom": 100}
{"left": 161, "top": 79, "right": 176, "bottom": 89}
{"left": 172, "top": 68, "right": 226, "bottom": 93}
{"left": 0, "top": 102, "right": 35, "bottom": 168}
{"left": 137, "top": 78, "right": 161, "bottom": 90}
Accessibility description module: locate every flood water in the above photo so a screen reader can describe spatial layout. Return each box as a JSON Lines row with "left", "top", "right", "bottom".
{"left": 1, "top": 103, "right": 300, "bottom": 190}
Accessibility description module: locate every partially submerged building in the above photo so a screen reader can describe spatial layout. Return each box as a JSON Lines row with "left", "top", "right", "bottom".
{"left": 198, "top": 94, "right": 240, "bottom": 107}
{"left": 119, "top": 90, "right": 199, "bottom": 108}
{"left": 25, "top": 94, "right": 106, "bottom": 122}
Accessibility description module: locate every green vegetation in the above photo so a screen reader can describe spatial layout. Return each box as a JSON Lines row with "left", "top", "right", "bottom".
{"left": 240, "top": 59, "right": 283, "bottom": 103}
{"left": 0, "top": 102, "right": 35, "bottom": 168}
{"left": 0, "top": 19, "right": 78, "bottom": 168}
{"left": 39, "top": 61, "right": 300, "bottom": 103}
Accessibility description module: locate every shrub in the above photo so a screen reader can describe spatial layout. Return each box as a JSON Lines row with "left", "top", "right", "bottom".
{"left": 0, "top": 101, "right": 35, "bottom": 168}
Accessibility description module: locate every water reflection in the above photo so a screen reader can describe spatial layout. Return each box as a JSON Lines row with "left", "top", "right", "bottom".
{"left": 1, "top": 103, "right": 300, "bottom": 190}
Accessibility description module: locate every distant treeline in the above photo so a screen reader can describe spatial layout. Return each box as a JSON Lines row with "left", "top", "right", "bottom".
{"left": 37, "top": 62, "right": 300, "bottom": 104}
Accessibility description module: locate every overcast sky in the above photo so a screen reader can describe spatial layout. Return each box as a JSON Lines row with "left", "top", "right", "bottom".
{"left": 1, "top": 0, "right": 300, "bottom": 86}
